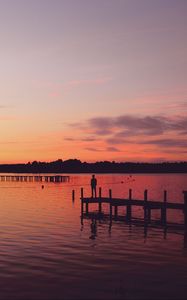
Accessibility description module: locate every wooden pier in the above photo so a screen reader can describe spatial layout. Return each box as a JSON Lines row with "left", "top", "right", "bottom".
{"left": 80, "top": 188, "right": 187, "bottom": 228}
{"left": 0, "top": 175, "right": 70, "bottom": 183}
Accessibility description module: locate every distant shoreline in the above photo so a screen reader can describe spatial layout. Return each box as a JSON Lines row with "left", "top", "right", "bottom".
{"left": 0, "top": 172, "right": 187, "bottom": 174}
{"left": 0, "top": 159, "right": 187, "bottom": 174}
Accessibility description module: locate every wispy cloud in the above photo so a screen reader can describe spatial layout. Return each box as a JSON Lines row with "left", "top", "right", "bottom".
{"left": 67, "top": 114, "right": 187, "bottom": 154}
{"left": 85, "top": 146, "right": 120, "bottom": 152}
{"left": 139, "top": 138, "right": 187, "bottom": 148}
{"left": 85, "top": 147, "right": 103, "bottom": 152}
{"left": 65, "top": 77, "right": 112, "bottom": 89}
{"left": 106, "top": 147, "right": 120, "bottom": 152}
{"left": 74, "top": 114, "right": 187, "bottom": 137}
{"left": 64, "top": 136, "right": 97, "bottom": 142}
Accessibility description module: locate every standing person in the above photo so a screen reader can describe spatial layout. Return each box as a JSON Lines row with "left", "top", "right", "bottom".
{"left": 91, "top": 174, "right": 97, "bottom": 198}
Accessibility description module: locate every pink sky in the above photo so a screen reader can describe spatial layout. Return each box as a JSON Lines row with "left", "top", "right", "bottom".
{"left": 0, "top": 0, "right": 186, "bottom": 163}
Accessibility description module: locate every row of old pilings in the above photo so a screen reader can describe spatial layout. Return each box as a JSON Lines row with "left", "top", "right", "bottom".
{"left": 0, "top": 175, "right": 70, "bottom": 182}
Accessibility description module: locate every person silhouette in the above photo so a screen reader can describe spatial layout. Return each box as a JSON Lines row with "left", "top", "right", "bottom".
{"left": 91, "top": 174, "right": 97, "bottom": 198}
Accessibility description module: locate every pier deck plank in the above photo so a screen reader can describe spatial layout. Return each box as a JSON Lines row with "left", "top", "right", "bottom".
{"left": 81, "top": 197, "right": 184, "bottom": 210}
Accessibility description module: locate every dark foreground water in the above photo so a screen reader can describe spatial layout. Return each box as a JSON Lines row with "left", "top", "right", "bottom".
{"left": 0, "top": 173, "right": 187, "bottom": 300}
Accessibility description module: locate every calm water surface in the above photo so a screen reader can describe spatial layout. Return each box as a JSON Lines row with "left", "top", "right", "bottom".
{"left": 0, "top": 174, "right": 187, "bottom": 300}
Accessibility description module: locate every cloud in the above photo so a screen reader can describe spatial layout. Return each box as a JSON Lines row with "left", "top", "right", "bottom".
{"left": 163, "top": 101, "right": 187, "bottom": 111}
{"left": 81, "top": 137, "right": 97, "bottom": 142}
{"left": 85, "top": 147, "right": 103, "bottom": 152}
{"left": 64, "top": 137, "right": 76, "bottom": 141}
{"left": 115, "top": 115, "right": 169, "bottom": 135}
{"left": 140, "top": 138, "right": 187, "bottom": 148}
{"left": 74, "top": 114, "right": 187, "bottom": 137}
{"left": 65, "top": 77, "right": 112, "bottom": 88}
{"left": 106, "top": 137, "right": 130, "bottom": 145}
{"left": 64, "top": 136, "right": 97, "bottom": 142}
{"left": 94, "top": 129, "right": 112, "bottom": 135}
{"left": 106, "top": 147, "right": 120, "bottom": 152}
{"left": 48, "top": 92, "right": 60, "bottom": 98}
{"left": 85, "top": 146, "right": 120, "bottom": 152}
{"left": 67, "top": 114, "right": 187, "bottom": 153}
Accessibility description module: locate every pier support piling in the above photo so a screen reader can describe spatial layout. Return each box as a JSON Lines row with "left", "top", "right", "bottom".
{"left": 98, "top": 187, "right": 102, "bottom": 213}
{"left": 144, "top": 190, "right": 148, "bottom": 223}
{"left": 81, "top": 188, "right": 84, "bottom": 215}
{"left": 86, "top": 203, "right": 89, "bottom": 214}
{"left": 109, "top": 189, "right": 112, "bottom": 222}
{"left": 147, "top": 208, "right": 151, "bottom": 223}
{"left": 161, "top": 190, "right": 167, "bottom": 225}
{"left": 127, "top": 189, "right": 132, "bottom": 221}
{"left": 72, "top": 190, "right": 75, "bottom": 201}
{"left": 183, "top": 191, "right": 187, "bottom": 229}
{"left": 114, "top": 206, "right": 118, "bottom": 219}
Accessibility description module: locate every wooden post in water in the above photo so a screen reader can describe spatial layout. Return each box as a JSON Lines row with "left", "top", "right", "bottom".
{"left": 81, "top": 188, "right": 84, "bottom": 198}
{"left": 161, "top": 190, "right": 167, "bottom": 225}
{"left": 144, "top": 190, "right": 148, "bottom": 223}
{"left": 72, "top": 190, "right": 75, "bottom": 201}
{"left": 127, "top": 189, "right": 132, "bottom": 221}
{"left": 109, "top": 189, "right": 112, "bottom": 221}
{"left": 81, "top": 188, "right": 84, "bottom": 215}
{"left": 99, "top": 187, "right": 102, "bottom": 197}
{"left": 98, "top": 187, "right": 102, "bottom": 214}
{"left": 83, "top": 186, "right": 88, "bottom": 214}
{"left": 147, "top": 208, "right": 151, "bottom": 223}
{"left": 114, "top": 205, "right": 118, "bottom": 219}
{"left": 86, "top": 203, "right": 89, "bottom": 214}
{"left": 113, "top": 190, "right": 118, "bottom": 219}
{"left": 183, "top": 191, "right": 187, "bottom": 229}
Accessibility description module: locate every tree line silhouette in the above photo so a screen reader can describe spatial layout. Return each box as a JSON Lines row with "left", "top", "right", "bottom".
{"left": 0, "top": 159, "right": 187, "bottom": 173}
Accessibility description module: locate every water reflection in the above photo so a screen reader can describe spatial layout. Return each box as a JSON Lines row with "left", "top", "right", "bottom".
{"left": 184, "top": 230, "right": 187, "bottom": 248}
{"left": 89, "top": 216, "right": 97, "bottom": 240}
{"left": 0, "top": 173, "right": 187, "bottom": 300}
{"left": 81, "top": 212, "right": 187, "bottom": 248}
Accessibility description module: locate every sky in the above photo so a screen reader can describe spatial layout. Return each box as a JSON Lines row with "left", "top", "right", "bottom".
{"left": 0, "top": 0, "right": 186, "bottom": 163}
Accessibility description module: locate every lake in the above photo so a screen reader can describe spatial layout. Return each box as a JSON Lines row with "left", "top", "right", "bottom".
{"left": 0, "top": 173, "right": 187, "bottom": 300}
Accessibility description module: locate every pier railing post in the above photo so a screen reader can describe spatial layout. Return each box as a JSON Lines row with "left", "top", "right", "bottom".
{"left": 99, "top": 187, "right": 102, "bottom": 198}
{"left": 81, "top": 188, "right": 84, "bottom": 198}
{"left": 109, "top": 189, "right": 112, "bottom": 222}
{"left": 114, "top": 206, "right": 118, "bottom": 219}
{"left": 99, "top": 187, "right": 102, "bottom": 214}
{"left": 112, "top": 190, "right": 118, "bottom": 219}
{"left": 144, "top": 190, "right": 148, "bottom": 223}
{"left": 81, "top": 188, "right": 84, "bottom": 215}
{"left": 86, "top": 203, "right": 89, "bottom": 214}
{"left": 161, "top": 190, "right": 167, "bottom": 225}
{"left": 183, "top": 191, "right": 187, "bottom": 229}
{"left": 127, "top": 189, "right": 132, "bottom": 221}
{"left": 147, "top": 207, "right": 151, "bottom": 223}
{"left": 72, "top": 190, "right": 75, "bottom": 201}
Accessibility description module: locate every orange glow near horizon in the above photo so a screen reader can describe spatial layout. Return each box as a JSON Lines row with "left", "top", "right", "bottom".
{"left": 1, "top": 132, "right": 186, "bottom": 164}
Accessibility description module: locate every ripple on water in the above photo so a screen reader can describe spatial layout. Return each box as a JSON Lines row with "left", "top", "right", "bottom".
{"left": 0, "top": 174, "right": 187, "bottom": 300}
